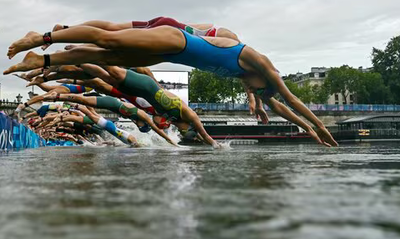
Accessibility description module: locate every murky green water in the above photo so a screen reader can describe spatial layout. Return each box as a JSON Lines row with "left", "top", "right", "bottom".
{"left": 1, "top": 143, "right": 400, "bottom": 239}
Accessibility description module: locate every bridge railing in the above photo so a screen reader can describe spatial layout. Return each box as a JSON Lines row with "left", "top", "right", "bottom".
{"left": 189, "top": 103, "right": 400, "bottom": 112}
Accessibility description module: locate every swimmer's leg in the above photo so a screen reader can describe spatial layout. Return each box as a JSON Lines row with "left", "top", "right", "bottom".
{"left": 4, "top": 47, "right": 163, "bottom": 74}
{"left": 44, "top": 92, "right": 97, "bottom": 107}
{"left": 8, "top": 25, "right": 185, "bottom": 58}
{"left": 54, "top": 20, "right": 133, "bottom": 32}
{"left": 96, "top": 117, "right": 138, "bottom": 146}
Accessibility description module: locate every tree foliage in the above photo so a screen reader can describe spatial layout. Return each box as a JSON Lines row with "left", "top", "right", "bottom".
{"left": 324, "top": 65, "right": 392, "bottom": 104}
{"left": 325, "top": 65, "right": 360, "bottom": 104}
{"left": 372, "top": 36, "right": 400, "bottom": 103}
{"left": 354, "top": 72, "right": 391, "bottom": 104}
{"left": 284, "top": 79, "right": 329, "bottom": 104}
{"left": 189, "top": 69, "right": 245, "bottom": 103}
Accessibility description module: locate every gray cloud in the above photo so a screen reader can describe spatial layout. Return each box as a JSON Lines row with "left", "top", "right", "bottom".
{"left": 0, "top": 0, "right": 399, "bottom": 100}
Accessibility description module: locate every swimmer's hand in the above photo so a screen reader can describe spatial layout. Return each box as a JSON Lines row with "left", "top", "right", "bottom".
{"left": 169, "top": 140, "right": 179, "bottom": 147}
{"left": 131, "top": 141, "right": 144, "bottom": 148}
{"left": 249, "top": 100, "right": 256, "bottom": 115}
{"left": 306, "top": 127, "right": 332, "bottom": 147}
{"left": 13, "top": 73, "right": 31, "bottom": 82}
{"left": 26, "top": 76, "right": 44, "bottom": 87}
{"left": 255, "top": 107, "right": 269, "bottom": 124}
{"left": 212, "top": 141, "right": 222, "bottom": 149}
{"left": 316, "top": 127, "right": 339, "bottom": 147}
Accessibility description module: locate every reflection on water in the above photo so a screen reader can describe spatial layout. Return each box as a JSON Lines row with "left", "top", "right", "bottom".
{"left": 0, "top": 143, "right": 400, "bottom": 239}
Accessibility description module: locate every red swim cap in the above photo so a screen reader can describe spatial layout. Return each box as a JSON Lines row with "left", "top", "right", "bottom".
{"left": 156, "top": 117, "right": 171, "bottom": 129}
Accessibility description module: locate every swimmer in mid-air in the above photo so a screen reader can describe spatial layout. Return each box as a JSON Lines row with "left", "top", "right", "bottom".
{"left": 42, "top": 92, "right": 178, "bottom": 146}
{"left": 33, "top": 64, "right": 220, "bottom": 148}
{"left": 40, "top": 16, "right": 257, "bottom": 115}
{"left": 5, "top": 23, "right": 338, "bottom": 147}
{"left": 13, "top": 73, "right": 93, "bottom": 116}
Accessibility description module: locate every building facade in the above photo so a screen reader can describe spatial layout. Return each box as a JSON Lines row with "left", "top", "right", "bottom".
{"left": 289, "top": 67, "right": 359, "bottom": 105}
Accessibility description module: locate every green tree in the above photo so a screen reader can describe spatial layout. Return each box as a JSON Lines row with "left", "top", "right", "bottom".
{"left": 325, "top": 65, "right": 360, "bottom": 104}
{"left": 189, "top": 69, "right": 245, "bottom": 103}
{"left": 284, "top": 80, "right": 301, "bottom": 97}
{"left": 355, "top": 72, "right": 391, "bottom": 104}
{"left": 284, "top": 80, "right": 315, "bottom": 104}
{"left": 372, "top": 36, "right": 400, "bottom": 103}
{"left": 312, "top": 83, "right": 330, "bottom": 104}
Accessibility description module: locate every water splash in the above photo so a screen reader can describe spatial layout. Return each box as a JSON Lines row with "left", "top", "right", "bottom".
{"left": 217, "top": 140, "right": 233, "bottom": 151}
{"left": 114, "top": 120, "right": 183, "bottom": 148}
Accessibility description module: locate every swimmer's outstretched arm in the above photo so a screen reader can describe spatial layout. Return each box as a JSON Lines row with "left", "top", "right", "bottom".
{"left": 184, "top": 110, "right": 220, "bottom": 149}
{"left": 254, "top": 56, "right": 338, "bottom": 147}
{"left": 240, "top": 79, "right": 256, "bottom": 115}
{"left": 254, "top": 97, "right": 269, "bottom": 124}
{"left": 272, "top": 80, "right": 337, "bottom": 146}
{"left": 137, "top": 110, "right": 178, "bottom": 147}
{"left": 23, "top": 111, "right": 39, "bottom": 119}
{"left": 265, "top": 97, "right": 329, "bottom": 146}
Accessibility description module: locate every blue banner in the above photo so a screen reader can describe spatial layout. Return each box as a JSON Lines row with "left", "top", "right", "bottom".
{"left": 0, "top": 113, "right": 14, "bottom": 150}
{"left": 0, "top": 112, "right": 46, "bottom": 150}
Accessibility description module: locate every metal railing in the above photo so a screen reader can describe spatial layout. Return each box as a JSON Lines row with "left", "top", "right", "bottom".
{"left": 189, "top": 103, "right": 400, "bottom": 112}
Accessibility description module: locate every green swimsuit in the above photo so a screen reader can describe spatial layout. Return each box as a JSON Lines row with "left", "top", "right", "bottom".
{"left": 95, "top": 96, "right": 139, "bottom": 121}
{"left": 118, "top": 70, "right": 182, "bottom": 121}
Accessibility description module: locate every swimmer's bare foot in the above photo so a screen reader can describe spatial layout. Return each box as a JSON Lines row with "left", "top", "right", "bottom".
{"left": 26, "top": 68, "right": 44, "bottom": 79}
{"left": 13, "top": 73, "right": 31, "bottom": 82}
{"left": 4, "top": 51, "right": 44, "bottom": 75}
{"left": 41, "top": 43, "right": 51, "bottom": 51}
{"left": 43, "top": 92, "right": 58, "bottom": 101}
{"left": 26, "top": 76, "right": 44, "bottom": 87}
{"left": 65, "top": 44, "right": 78, "bottom": 50}
{"left": 8, "top": 32, "right": 43, "bottom": 59}
{"left": 42, "top": 66, "right": 60, "bottom": 77}
{"left": 53, "top": 24, "right": 65, "bottom": 32}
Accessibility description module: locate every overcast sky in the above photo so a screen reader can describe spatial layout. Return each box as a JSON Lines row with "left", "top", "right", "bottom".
{"left": 0, "top": 0, "right": 399, "bottom": 101}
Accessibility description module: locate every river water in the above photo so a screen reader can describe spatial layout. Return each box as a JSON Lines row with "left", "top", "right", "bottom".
{"left": 0, "top": 143, "right": 400, "bottom": 239}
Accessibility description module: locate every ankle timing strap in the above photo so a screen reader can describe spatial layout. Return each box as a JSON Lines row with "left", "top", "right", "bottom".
{"left": 43, "top": 32, "right": 53, "bottom": 44}
{"left": 44, "top": 54, "right": 51, "bottom": 68}
{"left": 54, "top": 93, "right": 60, "bottom": 102}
